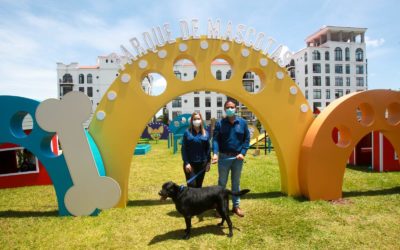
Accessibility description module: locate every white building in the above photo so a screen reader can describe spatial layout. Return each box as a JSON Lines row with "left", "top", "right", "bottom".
{"left": 57, "top": 53, "right": 152, "bottom": 127}
{"left": 289, "top": 26, "right": 368, "bottom": 112}
{"left": 57, "top": 56, "right": 260, "bottom": 126}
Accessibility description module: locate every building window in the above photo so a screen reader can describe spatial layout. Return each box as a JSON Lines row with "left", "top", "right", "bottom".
{"left": 345, "top": 47, "right": 350, "bottom": 61}
{"left": 313, "top": 89, "right": 321, "bottom": 99}
{"left": 87, "top": 74, "right": 93, "bottom": 84}
{"left": 346, "top": 77, "right": 351, "bottom": 86}
{"left": 205, "top": 91, "right": 211, "bottom": 94}
{"left": 325, "top": 64, "right": 330, "bottom": 73}
{"left": 217, "top": 110, "right": 223, "bottom": 119}
{"left": 313, "top": 76, "right": 321, "bottom": 86}
{"left": 346, "top": 64, "right": 350, "bottom": 74}
{"left": 205, "top": 97, "right": 211, "bottom": 107}
{"left": 172, "top": 111, "right": 181, "bottom": 119}
{"left": 172, "top": 97, "right": 182, "bottom": 108}
{"left": 356, "top": 48, "right": 364, "bottom": 62}
{"left": 79, "top": 74, "right": 84, "bottom": 84}
{"left": 305, "top": 77, "right": 308, "bottom": 87}
{"left": 356, "top": 65, "right": 364, "bottom": 74}
{"left": 312, "top": 50, "right": 321, "bottom": 60}
{"left": 335, "top": 64, "right": 343, "bottom": 74}
{"left": 194, "top": 97, "right": 200, "bottom": 107}
{"left": 226, "top": 70, "right": 232, "bottom": 79}
{"left": 61, "top": 86, "right": 73, "bottom": 96}
{"left": 205, "top": 110, "right": 211, "bottom": 120}
{"left": 312, "top": 63, "right": 321, "bottom": 73}
{"left": 335, "top": 77, "right": 343, "bottom": 86}
{"left": 87, "top": 87, "right": 93, "bottom": 97}
{"left": 335, "top": 47, "right": 342, "bottom": 61}
{"left": 79, "top": 87, "right": 84, "bottom": 93}
{"left": 194, "top": 91, "right": 199, "bottom": 94}
{"left": 356, "top": 77, "right": 364, "bottom": 86}
{"left": 325, "top": 51, "right": 329, "bottom": 60}
{"left": 304, "top": 52, "right": 307, "bottom": 62}
{"left": 326, "top": 89, "right": 330, "bottom": 99}
{"left": 174, "top": 71, "right": 182, "bottom": 80}
{"left": 305, "top": 90, "right": 308, "bottom": 99}
{"left": 313, "top": 102, "right": 321, "bottom": 113}
{"left": 305, "top": 65, "right": 308, "bottom": 74}
{"left": 216, "top": 70, "right": 222, "bottom": 80}
{"left": 217, "top": 97, "right": 223, "bottom": 107}
{"left": 335, "top": 89, "right": 343, "bottom": 99}
{"left": 194, "top": 71, "right": 197, "bottom": 78}
{"left": 346, "top": 89, "right": 351, "bottom": 95}
{"left": 325, "top": 76, "right": 330, "bottom": 86}
{"left": 243, "top": 81, "right": 254, "bottom": 92}
{"left": 62, "top": 74, "right": 73, "bottom": 83}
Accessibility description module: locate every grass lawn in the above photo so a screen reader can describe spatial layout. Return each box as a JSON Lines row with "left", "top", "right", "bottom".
{"left": 0, "top": 140, "right": 399, "bottom": 249}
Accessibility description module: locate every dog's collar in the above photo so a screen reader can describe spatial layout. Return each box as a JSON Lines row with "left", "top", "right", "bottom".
{"left": 179, "top": 185, "right": 185, "bottom": 192}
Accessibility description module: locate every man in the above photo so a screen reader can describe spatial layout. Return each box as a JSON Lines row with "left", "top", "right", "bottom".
{"left": 212, "top": 100, "right": 250, "bottom": 217}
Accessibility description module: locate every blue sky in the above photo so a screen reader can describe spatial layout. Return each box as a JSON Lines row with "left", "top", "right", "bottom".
{"left": 0, "top": 0, "right": 399, "bottom": 100}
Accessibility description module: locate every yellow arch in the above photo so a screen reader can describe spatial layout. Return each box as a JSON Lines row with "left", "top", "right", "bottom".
{"left": 89, "top": 37, "right": 314, "bottom": 207}
{"left": 299, "top": 90, "right": 400, "bottom": 200}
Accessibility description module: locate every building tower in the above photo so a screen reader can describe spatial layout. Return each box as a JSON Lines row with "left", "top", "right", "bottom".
{"left": 289, "top": 26, "right": 368, "bottom": 112}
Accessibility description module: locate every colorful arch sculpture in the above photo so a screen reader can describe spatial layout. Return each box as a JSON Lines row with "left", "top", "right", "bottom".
{"left": 299, "top": 90, "right": 400, "bottom": 200}
{"left": 89, "top": 37, "right": 315, "bottom": 207}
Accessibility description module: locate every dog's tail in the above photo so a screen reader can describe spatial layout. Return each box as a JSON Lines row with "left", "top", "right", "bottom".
{"left": 226, "top": 189, "right": 250, "bottom": 196}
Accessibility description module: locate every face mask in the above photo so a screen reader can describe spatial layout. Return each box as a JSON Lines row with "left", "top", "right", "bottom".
{"left": 225, "top": 108, "right": 236, "bottom": 117}
{"left": 192, "top": 120, "right": 202, "bottom": 127}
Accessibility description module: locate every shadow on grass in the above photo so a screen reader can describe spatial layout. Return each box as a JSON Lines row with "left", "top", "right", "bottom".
{"left": 127, "top": 191, "right": 286, "bottom": 207}
{"left": 148, "top": 224, "right": 226, "bottom": 245}
{"left": 127, "top": 199, "right": 173, "bottom": 206}
{"left": 346, "top": 165, "right": 375, "bottom": 173}
{"left": 127, "top": 191, "right": 284, "bottom": 208}
{"left": 0, "top": 210, "right": 58, "bottom": 218}
{"left": 343, "top": 186, "right": 400, "bottom": 197}
{"left": 242, "top": 191, "right": 284, "bottom": 199}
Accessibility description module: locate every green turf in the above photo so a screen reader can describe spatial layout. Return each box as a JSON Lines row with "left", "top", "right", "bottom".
{"left": 0, "top": 140, "right": 399, "bottom": 249}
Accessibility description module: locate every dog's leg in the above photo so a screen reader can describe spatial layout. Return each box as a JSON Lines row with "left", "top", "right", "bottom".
{"left": 183, "top": 216, "right": 191, "bottom": 240}
{"left": 225, "top": 215, "right": 233, "bottom": 237}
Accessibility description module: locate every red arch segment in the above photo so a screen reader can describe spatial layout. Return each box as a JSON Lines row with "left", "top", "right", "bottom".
{"left": 299, "top": 90, "right": 400, "bottom": 200}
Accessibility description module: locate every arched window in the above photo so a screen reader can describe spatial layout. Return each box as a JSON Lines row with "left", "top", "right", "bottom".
{"left": 312, "top": 50, "right": 320, "bottom": 60}
{"left": 356, "top": 48, "right": 364, "bottom": 62}
{"left": 79, "top": 74, "right": 84, "bottom": 84}
{"left": 87, "top": 74, "right": 93, "bottom": 84}
{"left": 325, "top": 51, "right": 330, "bottom": 60}
{"left": 304, "top": 52, "right": 308, "bottom": 62}
{"left": 226, "top": 70, "right": 232, "bottom": 79}
{"left": 345, "top": 47, "right": 350, "bottom": 61}
{"left": 334, "top": 47, "right": 342, "bottom": 61}
{"left": 62, "top": 74, "right": 73, "bottom": 83}
{"left": 216, "top": 70, "right": 222, "bottom": 80}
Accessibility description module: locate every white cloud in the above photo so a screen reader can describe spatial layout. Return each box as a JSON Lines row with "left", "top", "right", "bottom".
{"left": 365, "top": 36, "right": 385, "bottom": 48}
{"left": 151, "top": 75, "right": 167, "bottom": 96}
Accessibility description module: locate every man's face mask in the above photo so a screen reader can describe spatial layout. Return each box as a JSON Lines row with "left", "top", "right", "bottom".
{"left": 225, "top": 108, "right": 236, "bottom": 117}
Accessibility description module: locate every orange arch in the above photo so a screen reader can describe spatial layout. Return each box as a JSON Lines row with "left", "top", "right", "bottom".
{"left": 299, "top": 90, "right": 400, "bottom": 200}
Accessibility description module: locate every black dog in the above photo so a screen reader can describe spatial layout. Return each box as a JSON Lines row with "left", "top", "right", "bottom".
{"left": 158, "top": 181, "right": 250, "bottom": 239}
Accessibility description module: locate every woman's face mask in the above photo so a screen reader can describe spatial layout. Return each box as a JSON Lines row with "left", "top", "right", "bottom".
{"left": 225, "top": 108, "right": 236, "bottom": 117}
{"left": 192, "top": 119, "right": 202, "bottom": 127}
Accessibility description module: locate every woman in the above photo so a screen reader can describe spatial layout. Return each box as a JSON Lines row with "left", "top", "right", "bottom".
{"left": 181, "top": 112, "right": 211, "bottom": 188}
